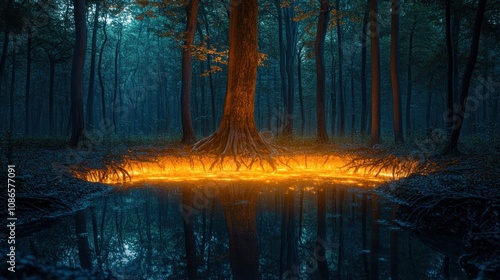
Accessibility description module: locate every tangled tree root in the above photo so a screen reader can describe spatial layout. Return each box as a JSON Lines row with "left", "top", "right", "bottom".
{"left": 191, "top": 127, "right": 282, "bottom": 171}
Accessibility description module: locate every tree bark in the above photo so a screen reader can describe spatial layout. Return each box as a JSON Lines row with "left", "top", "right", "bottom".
{"left": 369, "top": 0, "right": 381, "bottom": 146}
{"left": 336, "top": 0, "right": 345, "bottom": 136}
{"left": 406, "top": 21, "right": 416, "bottom": 134}
{"left": 360, "top": 0, "right": 369, "bottom": 135}
{"left": 98, "top": 18, "right": 108, "bottom": 127}
{"left": 444, "top": 0, "right": 487, "bottom": 154}
{"left": 390, "top": 0, "right": 404, "bottom": 143}
{"left": 70, "top": 0, "right": 87, "bottom": 147}
{"left": 315, "top": 0, "right": 330, "bottom": 142}
{"left": 181, "top": 0, "right": 199, "bottom": 144}
{"left": 25, "top": 27, "right": 32, "bottom": 135}
{"left": 86, "top": 2, "right": 100, "bottom": 128}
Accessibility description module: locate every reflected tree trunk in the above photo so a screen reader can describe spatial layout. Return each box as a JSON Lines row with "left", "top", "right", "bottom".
{"left": 361, "top": 192, "right": 370, "bottom": 279}
{"left": 181, "top": 188, "right": 198, "bottom": 280}
{"left": 337, "top": 188, "right": 345, "bottom": 279}
{"left": 220, "top": 186, "right": 260, "bottom": 280}
{"left": 280, "top": 189, "right": 299, "bottom": 279}
{"left": 75, "top": 210, "right": 92, "bottom": 270}
{"left": 390, "top": 204, "right": 399, "bottom": 280}
{"left": 370, "top": 192, "right": 380, "bottom": 280}
{"left": 317, "top": 185, "right": 329, "bottom": 279}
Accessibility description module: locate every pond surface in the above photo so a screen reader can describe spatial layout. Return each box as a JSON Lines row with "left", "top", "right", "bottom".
{"left": 16, "top": 181, "right": 468, "bottom": 279}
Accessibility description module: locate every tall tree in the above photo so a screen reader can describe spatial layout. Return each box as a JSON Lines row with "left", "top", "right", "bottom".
{"left": 369, "top": 0, "right": 381, "bottom": 146}
{"left": 315, "top": 0, "right": 330, "bottom": 142}
{"left": 444, "top": 0, "right": 488, "bottom": 154}
{"left": 390, "top": 0, "right": 404, "bottom": 143}
{"left": 406, "top": 19, "right": 417, "bottom": 134}
{"left": 360, "top": 0, "right": 369, "bottom": 134}
{"left": 192, "top": 0, "right": 277, "bottom": 159}
{"left": 86, "top": 1, "right": 100, "bottom": 128}
{"left": 180, "top": 0, "right": 199, "bottom": 144}
{"left": 336, "top": 0, "right": 345, "bottom": 136}
{"left": 283, "top": 0, "right": 298, "bottom": 137}
{"left": 69, "top": 0, "right": 87, "bottom": 147}
{"left": 25, "top": 26, "right": 32, "bottom": 135}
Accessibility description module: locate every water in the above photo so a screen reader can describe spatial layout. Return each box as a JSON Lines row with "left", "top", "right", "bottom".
{"left": 16, "top": 181, "right": 468, "bottom": 279}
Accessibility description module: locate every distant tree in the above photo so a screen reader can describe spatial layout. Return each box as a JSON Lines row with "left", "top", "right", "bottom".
{"left": 390, "top": 0, "right": 404, "bottom": 143}
{"left": 69, "top": 0, "right": 87, "bottom": 147}
{"left": 360, "top": 0, "right": 369, "bottom": 135}
{"left": 315, "top": 0, "right": 329, "bottom": 142}
{"left": 336, "top": 0, "right": 345, "bottom": 136}
{"left": 369, "top": 0, "right": 381, "bottom": 146}
{"left": 86, "top": 1, "right": 101, "bottom": 128}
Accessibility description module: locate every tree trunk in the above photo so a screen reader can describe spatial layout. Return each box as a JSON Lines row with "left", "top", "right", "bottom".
{"left": 336, "top": 0, "right": 345, "bottom": 136}
{"left": 369, "top": 0, "right": 381, "bottom": 146}
{"left": 280, "top": 190, "right": 299, "bottom": 279}
{"left": 444, "top": 0, "right": 487, "bottom": 154}
{"left": 283, "top": 2, "right": 298, "bottom": 137}
{"left": 182, "top": 188, "right": 198, "bottom": 279}
{"left": 192, "top": 0, "right": 277, "bottom": 159}
{"left": 98, "top": 18, "right": 108, "bottom": 127}
{"left": 360, "top": 0, "right": 369, "bottom": 134}
{"left": 181, "top": 0, "right": 199, "bottom": 143}
{"left": 406, "top": 21, "right": 416, "bottom": 134}
{"left": 0, "top": 30, "right": 9, "bottom": 97}
{"left": 315, "top": 0, "right": 330, "bottom": 142}
{"left": 330, "top": 30, "right": 336, "bottom": 137}
{"left": 75, "top": 210, "right": 92, "bottom": 270}
{"left": 202, "top": 8, "right": 217, "bottom": 132}
{"left": 70, "top": 0, "right": 87, "bottom": 147}
{"left": 49, "top": 58, "right": 55, "bottom": 135}
{"left": 445, "top": 1, "right": 454, "bottom": 133}
{"left": 25, "top": 27, "right": 32, "bottom": 135}
{"left": 9, "top": 35, "right": 16, "bottom": 133}
{"left": 275, "top": 1, "right": 287, "bottom": 138}
{"left": 297, "top": 48, "right": 305, "bottom": 136}
{"left": 112, "top": 25, "right": 122, "bottom": 134}
{"left": 86, "top": 2, "right": 100, "bottom": 128}
{"left": 390, "top": 0, "right": 404, "bottom": 143}
{"left": 370, "top": 192, "right": 380, "bottom": 280}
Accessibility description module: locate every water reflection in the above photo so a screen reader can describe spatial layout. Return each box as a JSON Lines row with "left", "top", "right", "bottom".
{"left": 16, "top": 182, "right": 468, "bottom": 279}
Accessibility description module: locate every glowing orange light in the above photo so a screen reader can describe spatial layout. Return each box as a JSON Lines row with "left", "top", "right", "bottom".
{"left": 75, "top": 153, "right": 419, "bottom": 186}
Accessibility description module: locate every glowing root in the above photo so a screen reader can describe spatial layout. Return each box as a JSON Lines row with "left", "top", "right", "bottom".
{"left": 192, "top": 125, "right": 280, "bottom": 171}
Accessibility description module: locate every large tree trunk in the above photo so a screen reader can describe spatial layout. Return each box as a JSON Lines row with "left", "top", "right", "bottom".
{"left": 180, "top": 0, "right": 199, "bottom": 144}
{"left": 315, "top": 0, "right": 330, "bottom": 142}
{"left": 86, "top": 2, "right": 100, "bottom": 128}
{"left": 336, "top": 0, "right": 345, "bottom": 136}
{"left": 192, "top": 0, "right": 277, "bottom": 160}
{"left": 70, "top": 0, "right": 87, "bottom": 147}
{"left": 390, "top": 0, "right": 404, "bottom": 143}
{"left": 25, "top": 27, "right": 32, "bottom": 135}
{"left": 360, "top": 0, "right": 369, "bottom": 135}
{"left": 444, "top": 0, "right": 487, "bottom": 154}
{"left": 369, "top": 0, "right": 381, "bottom": 146}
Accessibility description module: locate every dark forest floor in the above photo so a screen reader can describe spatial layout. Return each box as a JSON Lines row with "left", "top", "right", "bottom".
{"left": 0, "top": 133, "right": 499, "bottom": 278}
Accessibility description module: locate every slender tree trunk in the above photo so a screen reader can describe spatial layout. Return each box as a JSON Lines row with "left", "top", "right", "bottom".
{"left": 360, "top": 0, "right": 369, "bottom": 134}
{"left": 444, "top": 0, "right": 487, "bottom": 154}
{"left": 369, "top": 0, "right": 381, "bottom": 146}
{"left": 49, "top": 58, "right": 55, "bottom": 135}
{"left": 315, "top": 0, "right": 330, "bottom": 142}
{"left": 370, "top": 193, "right": 380, "bottom": 280}
{"left": 25, "top": 27, "right": 32, "bottom": 135}
{"left": 336, "top": 0, "right": 345, "bottom": 136}
{"left": 297, "top": 48, "right": 305, "bottom": 136}
{"left": 202, "top": 9, "right": 217, "bottom": 132}
{"left": 280, "top": 190, "right": 299, "bottom": 279}
{"left": 0, "top": 30, "right": 9, "bottom": 97}
{"left": 406, "top": 21, "right": 416, "bottom": 134}
{"left": 283, "top": 2, "right": 298, "bottom": 137}
{"left": 9, "top": 36, "right": 16, "bottom": 133}
{"left": 70, "top": 0, "right": 87, "bottom": 147}
{"left": 181, "top": 0, "right": 199, "bottom": 143}
{"left": 445, "top": 1, "right": 454, "bottom": 133}
{"left": 98, "top": 18, "right": 107, "bottom": 126}
{"left": 113, "top": 26, "right": 122, "bottom": 133}
{"left": 75, "top": 210, "right": 92, "bottom": 270}
{"left": 275, "top": 0, "right": 287, "bottom": 138}
{"left": 330, "top": 30, "right": 336, "bottom": 136}
{"left": 390, "top": 0, "right": 404, "bottom": 143}
{"left": 86, "top": 2, "right": 100, "bottom": 128}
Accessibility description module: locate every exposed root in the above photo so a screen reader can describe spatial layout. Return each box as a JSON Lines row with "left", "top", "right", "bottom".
{"left": 191, "top": 126, "right": 281, "bottom": 171}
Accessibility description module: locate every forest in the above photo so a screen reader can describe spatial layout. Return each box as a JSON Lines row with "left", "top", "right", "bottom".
{"left": 0, "top": 0, "right": 499, "bottom": 279}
